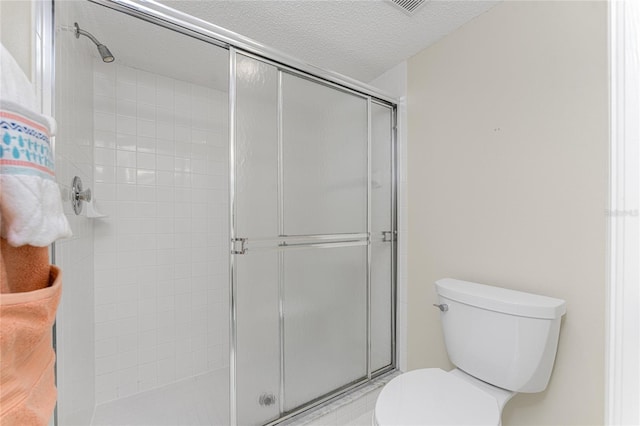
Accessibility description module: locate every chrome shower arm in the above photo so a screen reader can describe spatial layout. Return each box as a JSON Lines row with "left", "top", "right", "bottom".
{"left": 74, "top": 23, "right": 100, "bottom": 46}
{"left": 74, "top": 22, "right": 115, "bottom": 63}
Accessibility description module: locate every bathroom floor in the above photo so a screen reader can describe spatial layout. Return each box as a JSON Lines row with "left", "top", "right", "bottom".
{"left": 91, "top": 368, "right": 229, "bottom": 425}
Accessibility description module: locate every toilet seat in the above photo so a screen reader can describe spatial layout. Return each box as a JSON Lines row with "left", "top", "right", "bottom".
{"left": 374, "top": 369, "right": 501, "bottom": 426}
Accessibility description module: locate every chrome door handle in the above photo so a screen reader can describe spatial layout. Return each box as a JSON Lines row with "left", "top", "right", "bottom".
{"left": 382, "top": 230, "right": 396, "bottom": 242}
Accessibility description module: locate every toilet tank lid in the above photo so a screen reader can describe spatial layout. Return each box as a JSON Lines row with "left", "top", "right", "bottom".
{"left": 435, "top": 278, "right": 566, "bottom": 319}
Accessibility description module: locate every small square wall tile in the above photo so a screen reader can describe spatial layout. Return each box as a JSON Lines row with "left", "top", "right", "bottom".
{"left": 118, "top": 332, "right": 138, "bottom": 354}
{"left": 95, "top": 304, "right": 117, "bottom": 324}
{"left": 118, "top": 350, "right": 138, "bottom": 370}
{"left": 94, "top": 165, "right": 116, "bottom": 184}
{"left": 138, "top": 119, "right": 156, "bottom": 138}
{"left": 94, "top": 183, "right": 117, "bottom": 202}
{"left": 137, "top": 85, "right": 156, "bottom": 105}
{"left": 116, "top": 65, "right": 137, "bottom": 84}
{"left": 95, "top": 338, "right": 117, "bottom": 358}
{"left": 116, "top": 133, "right": 137, "bottom": 151}
{"left": 116, "top": 150, "right": 137, "bottom": 168}
{"left": 137, "top": 69, "right": 156, "bottom": 88}
{"left": 95, "top": 96, "right": 116, "bottom": 114}
{"left": 117, "top": 115, "right": 137, "bottom": 136}
{"left": 156, "top": 120, "right": 175, "bottom": 141}
{"left": 137, "top": 136, "right": 156, "bottom": 153}
{"left": 137, "top": 185, "right": 157, "bottom": 203}
{"left": 136, "top": 152, "right": 156, "bottom": 169}
{"left": 117, "top": 184, "right": 137, "bottom": 201}
{"left": 139, "top": 313, "right": 158, "bottom": 332}
{"left": 95, "top": 147, "right": 116, "bottom": 167}
{"left": 139, "top": 346, "right": 158, "bottom": 364}
{"left": 117, "top": 99, "right": 137, "bottom": 118}
{"left": 95, "top": 354, "right": 118, "bottom": 376}
{"left": 116, "top": 167, "right": 137, "bottom": 184}
{"left": 137, "top": 169, "right": 156, "bottom": 185}
{"left": 116, "top": 81, "right": 137, "bottom": 102}
{"left": 94, "top": 75, "right": 116, "bottom": 99}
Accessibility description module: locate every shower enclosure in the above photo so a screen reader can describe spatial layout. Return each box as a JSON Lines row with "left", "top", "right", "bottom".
{"left": 51, "top": 1, "right": 397, "bottom": 425}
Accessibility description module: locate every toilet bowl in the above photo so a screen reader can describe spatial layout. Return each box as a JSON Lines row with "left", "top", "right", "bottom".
{"left": 374, "top": 368, "right": 514, "bottom": 426}
{"left": 374, "top": 278, "right": 566, "bottom": 425}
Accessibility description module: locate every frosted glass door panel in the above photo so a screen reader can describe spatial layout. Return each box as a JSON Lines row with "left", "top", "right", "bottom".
{"left": 236, "top": 55, "right": 279, "bottom": 239}
{"left": 282, "top": 74, "right": 368, "bottom": 235}
{"left": 371, "top": 103, "right": 393, "bottom": 371}
{"left": 283, "top": 246, "right": 367, "bottom": 410}
{"left": 236, "top": 251, "right": 280, "bottom": 426}
{"left": 235, "top": 54, "right": 281, "bottom": 425}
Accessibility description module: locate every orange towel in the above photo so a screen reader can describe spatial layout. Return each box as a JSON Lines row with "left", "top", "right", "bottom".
{"left": 0, "top": 258, "right": 61, "bottom": 425}
{"left": 1, "top": 239, "right": 50, "bottom": 294}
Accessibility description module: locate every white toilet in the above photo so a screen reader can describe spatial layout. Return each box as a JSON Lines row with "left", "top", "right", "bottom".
{"left": 374, "top": 278, "right": 566, "bottom": 426}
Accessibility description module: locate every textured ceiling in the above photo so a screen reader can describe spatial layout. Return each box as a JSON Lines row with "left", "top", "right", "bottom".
{"left": 157, "top": 0, "right": 501, "bottom": 82}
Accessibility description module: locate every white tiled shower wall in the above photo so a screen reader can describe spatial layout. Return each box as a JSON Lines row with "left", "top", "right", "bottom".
{"left": 90, "top": 60, "right": 229, "bottom": 404}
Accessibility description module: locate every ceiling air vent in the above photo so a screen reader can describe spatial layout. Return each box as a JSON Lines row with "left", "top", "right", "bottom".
{"left": 388, "top": 0, "right": 427, "bottom": 15}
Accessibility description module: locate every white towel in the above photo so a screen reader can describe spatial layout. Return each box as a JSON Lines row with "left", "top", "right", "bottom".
{"left": 0, "top": 44, "right": 71, "bottom": 247}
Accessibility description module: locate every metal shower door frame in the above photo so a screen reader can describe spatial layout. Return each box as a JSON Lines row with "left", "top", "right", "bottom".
{"left": 229, "top": 49, "right": 398, "bottom": 425}
{"left": 229, "top": 47, "right": 397, "bottom": 425}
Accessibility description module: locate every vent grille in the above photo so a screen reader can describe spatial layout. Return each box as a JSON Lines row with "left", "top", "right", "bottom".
{"left": 388, "top": 0, "right": 427, "bottom": 15}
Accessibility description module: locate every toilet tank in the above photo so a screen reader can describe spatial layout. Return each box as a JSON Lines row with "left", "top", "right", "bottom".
{"left": 435, "top": 278, "right": 566, "bottom": 393}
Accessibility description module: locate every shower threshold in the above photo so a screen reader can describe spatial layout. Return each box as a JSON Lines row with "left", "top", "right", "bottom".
{"left": 279, "top": 369, "right": 400, "bottom": 426}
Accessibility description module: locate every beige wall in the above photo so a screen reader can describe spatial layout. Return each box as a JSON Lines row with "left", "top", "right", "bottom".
{"left": 0, "top": 0, "right": 32, "bottom": 79}
{"left": 407, "top": 1, "right": 608, "bottom": 425}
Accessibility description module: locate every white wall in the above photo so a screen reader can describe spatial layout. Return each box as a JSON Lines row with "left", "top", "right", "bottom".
{"left": 407, "top": 1, "right": 608, "bottom": 425}
{"left": 0, "top": 0, "right": 32, "bottom": 80}
{"left": 90, "top": 61, "right": 229, "bottom": 404}
{"left": 54, "top": 1, "right": 96, "bottom": 424}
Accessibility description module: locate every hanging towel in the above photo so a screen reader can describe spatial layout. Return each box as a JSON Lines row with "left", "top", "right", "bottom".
{"left": 0, "top": 265, "right": 61, "bottom": 426}
{"left": 0, "top": 239, "right": 50, "bottom": 294}
{"left": 0, "top": 43, "right": 71, "bottom": 247}
{"left": 0, "top": 43, "right": 67, "bottom": 426}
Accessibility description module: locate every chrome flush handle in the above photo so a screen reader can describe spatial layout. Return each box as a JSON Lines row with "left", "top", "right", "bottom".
{"left": 433, "top": 303, "right": 448, "bottom": 312}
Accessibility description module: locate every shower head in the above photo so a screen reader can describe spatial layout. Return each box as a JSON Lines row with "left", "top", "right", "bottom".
{"left": 96, "top": 44, "right": 115, "bottom": 63}
{"left": 74, "top": 23, "right": 114, "bottom": 63}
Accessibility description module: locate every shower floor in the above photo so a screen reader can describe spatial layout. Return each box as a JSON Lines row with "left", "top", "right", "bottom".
{"left": 91, "top": 368, "right": 229, "bottom": 426}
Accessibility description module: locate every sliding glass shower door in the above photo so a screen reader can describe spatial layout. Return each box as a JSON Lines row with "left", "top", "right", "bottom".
{"left": 280, "top": 72, "right": 368, "bottom": 411}
{"left": 232, "top": 52, "right": 395, "bottom": 425}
